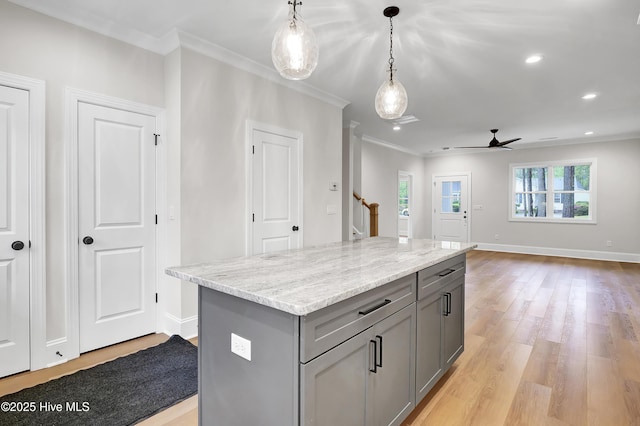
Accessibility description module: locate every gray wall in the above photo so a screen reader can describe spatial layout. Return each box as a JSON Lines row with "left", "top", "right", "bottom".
{"left": 424, "top": 138, "right": 640, "bottom": 257}
{"left": 361, "top": 141, "right": 427, "bottom": 239}
{"left": 360, "top": 134, "right": 639, "bottom": 259}
{"left": 177, "top": 47, "right": 343, "bottom": 319}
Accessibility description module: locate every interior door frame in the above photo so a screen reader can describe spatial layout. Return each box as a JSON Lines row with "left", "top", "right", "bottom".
{"left": 0, "top": 71, "right": 46, "bottom": 371}
{"left": 65, "top": 88, "right": 165, "bottom": 362}
{"left": 431, "top": 172, "right": 472, "bottom": 243}
{"left": 245, "top": 120, "right": 303, "bottom": 256}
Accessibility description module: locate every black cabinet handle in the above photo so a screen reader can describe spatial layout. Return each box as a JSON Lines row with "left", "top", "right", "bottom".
{"left": 375, "top": 335, "right": 383, "bottom": 368}
{"left": 443, "top": 293, "right": 450, "bottom": 316}
{"left": 448, "top": 292, "right": 452, "bottom": 315}
{"left": 11, "top": 241, "right": 25, "bottom": 251}
{"left": 359, "top": 299, "right": 392, "bottom": 316}
{"left": 438, "top": 269, "right": 455, "bottom": 277}
{"left": 292, "top": 225, "right": 299, "bottom": 231}
{"left": 82, "top": 236, "right": 94, "bottom": 245}
{"left": 369, "top": 340, "right": 377, "bottom": 373}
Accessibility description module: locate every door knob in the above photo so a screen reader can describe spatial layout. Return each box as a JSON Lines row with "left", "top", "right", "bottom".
{"left": 82, "top": 236, "right": 94, "bottom": 245}
{"left": 292, "top": 226, "right": 299, "bottom": 231}
{"left": 11, "top": 241, "right": 25, "bottom": 250}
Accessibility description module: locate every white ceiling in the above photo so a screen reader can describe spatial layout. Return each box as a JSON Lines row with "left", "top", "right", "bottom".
{"left": 11, "top": 0, "right": 640, "bottom": 155}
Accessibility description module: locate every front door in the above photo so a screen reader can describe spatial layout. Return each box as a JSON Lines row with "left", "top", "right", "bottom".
{"left": 0, "top": 85, "right": 30, "bottom": 377}
{"left": 432, "top": 174, "right": 470, "bottom": 242}
{"left": 251, "top": 127, "right": 301, "bottom": 255}
{"left": 78, "top": 102, "right": 157, "bottom": 353}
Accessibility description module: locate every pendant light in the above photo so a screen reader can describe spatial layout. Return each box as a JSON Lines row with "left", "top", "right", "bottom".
{"left": 272, "top": 0, "right": 319, "bottom": 80}
{"left": 375, "top": 6, "right": 408, "bottom": 120}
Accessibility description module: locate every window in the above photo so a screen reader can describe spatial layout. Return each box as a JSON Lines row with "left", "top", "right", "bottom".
{"left": 510, "top": 159, "right": 596, "bottom": 223}
{"left": 399, "top": 178, "right": 409, "bottom": 216}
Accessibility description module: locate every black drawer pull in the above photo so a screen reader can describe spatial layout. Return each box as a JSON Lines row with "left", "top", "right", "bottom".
{"left": 438, "top": 269, "right": 456, "bottom": 277}
{"left": 359, "top": 299, "right": 392, "bottom": 316}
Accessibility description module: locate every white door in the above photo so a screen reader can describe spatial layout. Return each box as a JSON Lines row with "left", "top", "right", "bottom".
{"left": 398, "top": 172, "right": 412, "bottom": 238}
{"left": 432, "top": 174, "right": 470, "bottom": 242}
{"left": 78, "top": 102, "right": 157, "bottom": 353}
{"left": 0, "top": 85, "right": 30, "bottom": 377}
{"left": 251, "top": 128, "right": 301, "bottom": 255}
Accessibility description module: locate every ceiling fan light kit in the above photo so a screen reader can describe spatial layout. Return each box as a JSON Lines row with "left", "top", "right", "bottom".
{"left": 375, "top": 6, "right": 408, "bottom": 120}
{"left": 271, "top": 0, "right": 319, "bottom": 80}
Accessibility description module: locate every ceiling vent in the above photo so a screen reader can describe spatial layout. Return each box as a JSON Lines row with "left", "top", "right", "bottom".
{"left": 392, "top": 115, "right": 420, "bottom": 125}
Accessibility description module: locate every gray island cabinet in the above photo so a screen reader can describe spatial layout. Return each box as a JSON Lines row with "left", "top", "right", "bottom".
{"left": 166, "top": 237, "right": 475, "bottom": 426}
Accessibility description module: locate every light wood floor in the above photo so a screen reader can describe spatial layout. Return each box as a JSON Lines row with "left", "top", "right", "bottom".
{"left": 2, "top": 251, "right": 639, "bottom": 425}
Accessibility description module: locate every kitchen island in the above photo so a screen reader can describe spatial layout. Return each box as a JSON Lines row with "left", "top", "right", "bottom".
{"left": 166, "top": 237, "right": 476, "bottom": 426}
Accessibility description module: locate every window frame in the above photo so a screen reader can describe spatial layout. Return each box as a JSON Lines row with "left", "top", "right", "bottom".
{"left": 509, "top": 158, "right": 597, "bottom": 224}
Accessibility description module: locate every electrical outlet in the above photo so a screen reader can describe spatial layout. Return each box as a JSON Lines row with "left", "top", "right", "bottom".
{"left": 494, "top": 234, "right": 500, "bottom": 240}
{"left": 231, "top": 333, "right": 251, "bottom": 361}
{"left": 606, "top": 240, "right": 613, "bottom": 247}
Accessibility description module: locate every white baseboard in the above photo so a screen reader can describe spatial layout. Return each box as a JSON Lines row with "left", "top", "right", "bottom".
{"left": 475, "top": 243, "right": 640, "bottom": 263}
{"left": 163, "top": 313, "right": 198, "bottom": 339}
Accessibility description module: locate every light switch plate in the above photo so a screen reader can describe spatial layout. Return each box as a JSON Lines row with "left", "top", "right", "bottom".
{"left": 231, "top": 333, "right": 251, "bottom": 361}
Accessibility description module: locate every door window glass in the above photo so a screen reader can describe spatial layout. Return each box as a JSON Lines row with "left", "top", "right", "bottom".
{"left": 441, "top": 180, "right": 461, "bottom": 213}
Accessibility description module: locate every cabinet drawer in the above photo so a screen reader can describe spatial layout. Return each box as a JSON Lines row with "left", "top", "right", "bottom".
{"left": 417, "top": 255, "right": 465, "bottom": 300}
{"left": 300, "top": 274, "right": 416, "bottom": 363}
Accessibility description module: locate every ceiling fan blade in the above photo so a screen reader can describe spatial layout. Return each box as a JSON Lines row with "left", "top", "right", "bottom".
{"left": 453, "top": 146, "right": 491, "bottom": 149}
{"left": 496, "top": 137, "right": 521, "bottom": 146}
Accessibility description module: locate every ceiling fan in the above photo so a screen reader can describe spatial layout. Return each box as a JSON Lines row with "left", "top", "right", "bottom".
{"left": 455, "top": 129, "right": 521, "bottom": 150}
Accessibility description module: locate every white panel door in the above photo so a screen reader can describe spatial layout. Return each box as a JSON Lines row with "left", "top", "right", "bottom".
{"left": 252, "top": 129, "right": 301, "bottom": 255}
{"left": 0, "top": 85, "right": 30, "bottom": 377}
{"left": 433, "top": 174, "right": 470, "bottom": 242}
{"left": 78, "top": 102, "right": 156, "bottom": 353}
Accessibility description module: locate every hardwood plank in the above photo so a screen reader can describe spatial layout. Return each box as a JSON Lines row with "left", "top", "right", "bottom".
{"left": 504, "top": 381, "right": 554, "bottom": 426}
{"left": 522, "top": 338, "right": 561, "bottom": 388}
{"left": 587, "top": 355, "right": 632, "bottom": 425}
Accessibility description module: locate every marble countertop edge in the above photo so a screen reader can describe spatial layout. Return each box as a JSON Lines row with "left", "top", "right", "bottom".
{"left": 165, "top": 238, "right": 477, "bottom": 316}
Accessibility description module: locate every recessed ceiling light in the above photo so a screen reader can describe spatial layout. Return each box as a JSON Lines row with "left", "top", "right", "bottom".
{"left": 585, "top": 131, "right": 594, "bottom": 135}
{"left": 525, "top": 55, "right": 542, "bottom": 64}
{"left": 393, "top": 125, "right": 401, "bottom": 131}
{"left": 582, "top": 93, "right": 597, "bottom": 100}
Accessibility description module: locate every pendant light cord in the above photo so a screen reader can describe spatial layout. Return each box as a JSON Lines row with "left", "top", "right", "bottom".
{"left": 388, "top": 15, "right": 395, "bottom": 82}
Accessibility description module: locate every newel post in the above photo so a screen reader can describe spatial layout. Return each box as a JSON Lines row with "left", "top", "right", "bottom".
{"left": 369, "top": 203, "right": 379, "bottom": 237}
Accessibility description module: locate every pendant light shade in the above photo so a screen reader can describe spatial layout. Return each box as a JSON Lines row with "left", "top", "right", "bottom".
{"left": 272, "top": 1, "right": 319, "bottom": 80}
{"left": 375, "top": 6, "right": 408, "bottom": 120}
{"left": 375, "top": 77, "right": 408, "bottom": 119}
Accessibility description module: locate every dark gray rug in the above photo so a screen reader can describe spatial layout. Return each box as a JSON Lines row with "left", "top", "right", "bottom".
{"left": 0, "top": 335, "right": 198, "bottom": 426}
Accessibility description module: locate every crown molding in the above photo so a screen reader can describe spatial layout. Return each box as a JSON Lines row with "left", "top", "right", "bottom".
{"left": 361, "top": 134, "right": 424, "bottom": 157}
{"left": 177, "top": 31, "right": 349, "bottom": 109}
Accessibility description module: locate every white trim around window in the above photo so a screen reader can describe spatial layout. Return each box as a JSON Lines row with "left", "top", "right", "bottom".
{"left": 509, "top": 158, "right": 597, "bottom": 224}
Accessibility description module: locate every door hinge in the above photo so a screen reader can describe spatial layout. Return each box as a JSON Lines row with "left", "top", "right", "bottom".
{"left": 29, "top": 240, "right": 32, "bottom": 248}
{"left": 252, "top": 213, "right": 255, "bottom": 222}
{"left": 252, "top": 145, "right": 255, "bottom": 154}
{"left": 155, "top": 214, "right": 158, "bottom": 224}
{"left": 154, "top": 133, "right": 160, "bottom": 146}
{"left": 155, "top": 293, "right": 158, "bottom": 303}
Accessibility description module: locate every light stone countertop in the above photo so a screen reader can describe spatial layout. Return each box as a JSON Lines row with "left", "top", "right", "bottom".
{"left": 165, "top": 237, "right": 476, "bottom": 316}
